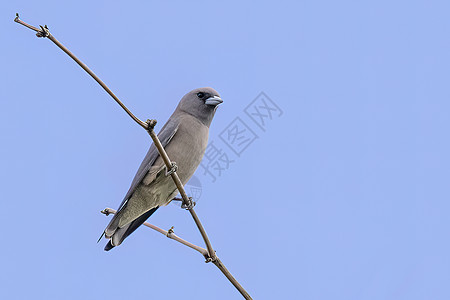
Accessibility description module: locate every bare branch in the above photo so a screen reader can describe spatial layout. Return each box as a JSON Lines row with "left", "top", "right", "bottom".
{"left": 16, "top": 14, "right": 252, "bottom": 300}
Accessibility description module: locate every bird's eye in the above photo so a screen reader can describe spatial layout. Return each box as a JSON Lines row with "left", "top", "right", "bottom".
{"left": 197, "top": 92, "right": 205, "bottom": 99}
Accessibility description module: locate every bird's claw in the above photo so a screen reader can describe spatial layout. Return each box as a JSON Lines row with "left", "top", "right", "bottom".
{"left": 181, "top": 197, "right": 196, "bottom": 210}
{"left": 165, "top": 162, "right": 178, "bottom": 176}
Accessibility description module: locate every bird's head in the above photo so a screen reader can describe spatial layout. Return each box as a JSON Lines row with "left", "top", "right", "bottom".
{"left": 176, "top": 87, "right": 223, "bottom": 127}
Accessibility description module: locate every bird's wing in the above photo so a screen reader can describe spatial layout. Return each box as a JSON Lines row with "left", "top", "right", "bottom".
{"left": 122, "top": 118, "right": 179, "bottom": 203}
{"left": 103, "top": 118, "right": 179, "bottom": 236}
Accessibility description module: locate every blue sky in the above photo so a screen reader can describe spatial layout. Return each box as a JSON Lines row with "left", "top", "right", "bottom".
{"left": 1, "top": 1, "right": 450, "bottom": 299}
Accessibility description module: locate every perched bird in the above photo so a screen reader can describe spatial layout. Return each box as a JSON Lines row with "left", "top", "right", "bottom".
{"left": 102, "top": 87, "right": 223, "bottom": 251}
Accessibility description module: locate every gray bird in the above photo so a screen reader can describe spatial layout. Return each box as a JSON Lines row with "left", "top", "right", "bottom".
{"left": 102, "top": 87, "right": 223, "bottom": 251}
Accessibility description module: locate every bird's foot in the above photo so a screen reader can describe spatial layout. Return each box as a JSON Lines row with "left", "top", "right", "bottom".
{"left": 165, "top": 162, "right": 178, "bottom": 176}
{"left": 171, "top": 196, "right": 196, "bottom": 210}
{"left": 181, "top": 197, "right": 196, "bottom": 210}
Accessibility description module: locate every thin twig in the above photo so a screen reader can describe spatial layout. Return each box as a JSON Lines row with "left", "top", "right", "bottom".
{"left": 101, "top": 208, "right": 209, "bottom": 258}
{"left": 14, "top": 13, "right": 148, "bottom": 130}
{"left": 15, "top": 14, "right": 252, "bottom": 300}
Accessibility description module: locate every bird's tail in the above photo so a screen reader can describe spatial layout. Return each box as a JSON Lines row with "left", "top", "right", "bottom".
{"left": 104, "top": 207, "right": 159, "bottom": 251}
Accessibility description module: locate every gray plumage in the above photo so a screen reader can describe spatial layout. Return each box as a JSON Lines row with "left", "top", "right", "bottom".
{"left": 103, "top": 87, "right": 222, "bottom": 250}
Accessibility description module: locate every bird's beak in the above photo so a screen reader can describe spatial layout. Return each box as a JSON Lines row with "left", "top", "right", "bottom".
{"left": 205, "top": 96, "right": 223, "bottom": 106}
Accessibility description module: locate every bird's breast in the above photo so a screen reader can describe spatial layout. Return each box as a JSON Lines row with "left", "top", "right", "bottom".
{"left": 164, "top": 114, "right": 209, "bottom": 184}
